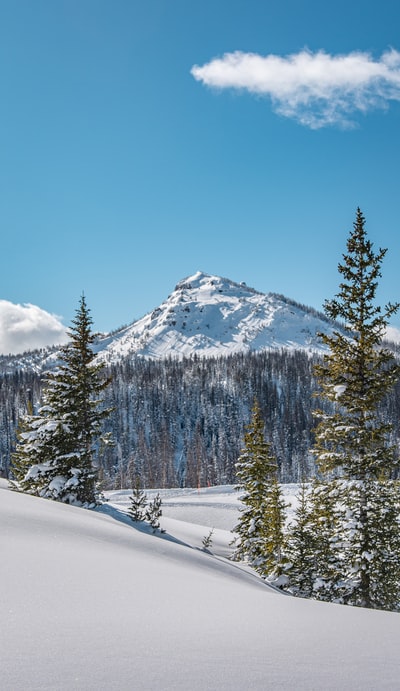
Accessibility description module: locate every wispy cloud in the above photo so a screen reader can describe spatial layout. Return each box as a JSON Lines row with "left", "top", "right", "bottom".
{"left": 191, "top": 48, "right": 400, "bottom": 128}
{"left": 0, "top": 301, "right": 68, "bottom": 355}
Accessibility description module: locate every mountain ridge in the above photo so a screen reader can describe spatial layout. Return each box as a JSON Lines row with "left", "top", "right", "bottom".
{"left": 94, "top": 270, "right": 339, "bottom": 363}
{"left": 0, "top": 271, "right": 345, "bottom": 371}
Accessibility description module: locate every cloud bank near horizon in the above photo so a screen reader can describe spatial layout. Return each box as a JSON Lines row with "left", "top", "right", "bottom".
{"left": 191, "top": 48, "right": 400, "bottom": 128}
{"left": 0, "top": 301, "right": 68, "bottom": 355}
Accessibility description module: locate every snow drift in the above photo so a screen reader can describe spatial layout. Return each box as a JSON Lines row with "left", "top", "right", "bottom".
{"left": 1, "top": 480, "right": 400, "bottom": 690}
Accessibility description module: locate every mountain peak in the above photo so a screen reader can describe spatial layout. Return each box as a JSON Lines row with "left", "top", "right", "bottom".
{"left": 95, "top": 272, "right": 336, "bottom": 362}
{"left": 174, "top": 271, "right": 261, "bottom": 297}
{"left": 175, "top": 270, "right": 210, "bottom": 289}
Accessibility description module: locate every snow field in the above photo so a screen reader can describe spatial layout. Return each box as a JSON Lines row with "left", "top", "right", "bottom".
{"left": 1, "top": 480, "right": 400, "bottom": 690}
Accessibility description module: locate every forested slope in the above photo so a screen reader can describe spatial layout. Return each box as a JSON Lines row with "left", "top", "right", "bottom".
{"left": 2, "top": 348, "right": 400, "bottom": 487}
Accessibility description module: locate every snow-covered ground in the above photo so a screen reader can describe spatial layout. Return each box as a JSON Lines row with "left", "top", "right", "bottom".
{"left": 2, "top": 479, "right": 400, "bottom": 690}
{"left": 104, "top": 484, "right": 299, "bottom": 558}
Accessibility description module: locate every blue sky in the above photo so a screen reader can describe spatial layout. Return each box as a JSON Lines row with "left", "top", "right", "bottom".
{"left": 1, "top": 0, "right": 400, "bottom": 349}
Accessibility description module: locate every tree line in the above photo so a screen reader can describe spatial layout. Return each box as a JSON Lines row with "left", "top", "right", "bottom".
{"left": 2, "top": 337, "right": 400, "bottom": 489}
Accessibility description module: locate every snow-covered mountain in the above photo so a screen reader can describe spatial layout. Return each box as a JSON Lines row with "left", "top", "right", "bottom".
{"left": 0, "top": 271, "right": 344, "bottom": 372}
{"left": 95, "top": 271, "right": 338, "bottom": 362}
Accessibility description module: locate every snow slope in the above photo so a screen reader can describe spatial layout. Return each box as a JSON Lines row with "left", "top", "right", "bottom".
{"left": 2, "top": 480, "right": 400, "bottom": 690}
{"left": 95, "top": 271, "right": 339, "bottom": 362}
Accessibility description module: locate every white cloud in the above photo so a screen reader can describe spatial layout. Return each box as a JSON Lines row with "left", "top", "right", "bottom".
{"left": 0, "top": 301, "right": 68, "bottom": 355}
{"left": 191, "top": 48, "right": 400, "bottom": 128}
{"left": 384, "top": 325, "right": 400, "bottom": 344}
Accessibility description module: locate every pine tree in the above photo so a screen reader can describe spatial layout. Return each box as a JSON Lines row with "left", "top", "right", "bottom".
{"left": 285, "top": 481, "right": 316, "bottom": 597}
{"left": 146, "top": 492, "right": 162, "bottom": 532}
{"left": 286, "top": 479, "right": 347, "bottom": 600}
{"left": 306, "top": 479, "right": 347, "bottom": 602}
{"left": 342, "top": 478, "right": 400, "bottom": 609}
{"left": 11, "top": 295, "right": 112, "bottom": 505}
{"left": 312, "top": 208, "right": 400, "bottom": 609}
{"left": 232, "top": 400, "right": 286, "bottom": 579}
{"left": 128, "top": 479, "right": 148, "bottom": 522}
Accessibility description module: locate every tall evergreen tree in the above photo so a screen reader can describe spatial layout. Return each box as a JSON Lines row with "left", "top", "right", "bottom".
{"left": 311, "top": 208, "right": 400, "bottom": 609}
{"left": 11, "top": 295, "right": 112, "bottom": 505}
{"left": 232, "top": 400, "right": 286, "bottom": 579}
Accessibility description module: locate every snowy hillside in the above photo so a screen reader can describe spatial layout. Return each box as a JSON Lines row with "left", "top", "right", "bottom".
{"left": 2, "top": 479, "right": 400, "bottom": 691}
{"left": 95, "top": 271, "right": 339, "bottom": 362}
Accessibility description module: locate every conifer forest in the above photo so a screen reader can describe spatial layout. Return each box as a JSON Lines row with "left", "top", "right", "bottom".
{"left": 2, "top": 346, "right": 400, "bottom": 489}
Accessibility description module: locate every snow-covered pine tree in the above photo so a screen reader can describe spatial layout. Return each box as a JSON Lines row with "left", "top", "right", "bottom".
{"left": 304, "top": 478, "right": 347, "bottom": 602}
{"left": 342, "top": 477, "right": 400, "bottom": 610}
{"left": 312, "top": 208, "right": 400, "bottom": 609}
{"left": 146, "top": 492, "right": 162, "bottom": 532}
{"left": 232, "top": 400, "right": 286, "bottom": 580}
{"left": 128, "top": 479, "right": 148, "bottom": 522}
{"left": 285, "top": 481, "right": 317, "bottom": 597}
{"left": 11, "top": 295, "right": 112, "bottom": 505}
